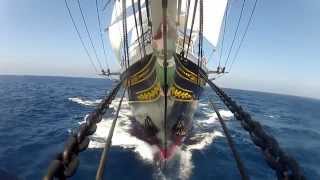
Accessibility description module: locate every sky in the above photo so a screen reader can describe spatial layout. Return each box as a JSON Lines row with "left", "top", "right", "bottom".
{"left": 0, "top": 0, "right": 319, "bottom": 99}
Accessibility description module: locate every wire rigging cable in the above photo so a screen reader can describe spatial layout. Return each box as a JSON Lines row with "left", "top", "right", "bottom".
{"left": 95, "top": 0, "right": 110, "bottom": 69}
{"left": 64, "top": 0, "right": 98, "bottom": 73}
{"left": 138, "top": 0, "right": 147, "bottom": 57}
{"left": 102, "top": 0, "right": 113, "bottom": 11}
{"left": 223, "top": 0, "right": 246, "bottom": 68}
{"left": 145, "top": 0, "right": 152, "bottom": 26}
{"left": 185, "top": 0, "right": 199, "bottom": 59}
{"left": 182, "top": 0, "right": 191, "bottom": 56}
{"left": 214, "top": 0, "right": 231, "bottom": 68}
{"left": 123, "top": 0, "right": 130, "bottom": 69}
{"left": 95, "top": 87, "right": 126, "bottom": 180}
{"left": 131, "top": 0, "right": 143, "bottom": 59}
{"left": 77, "top": 0, "right": 104, "bottom": 70}
{"left": 229, "top": 0, "right": 258, "bottom": 72}
{"left": 209, "top": 100, "right": 249, "bottom": 180}
{"left": 197, "top": 0, "right": 203, "bottom": 87}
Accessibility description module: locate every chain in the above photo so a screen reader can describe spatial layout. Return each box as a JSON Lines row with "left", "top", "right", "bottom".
{"left": 43, "top": 82, "right": 122, "bottom": 180}
{"left": 205, "top": 79, "right": 305, "bottom": 180}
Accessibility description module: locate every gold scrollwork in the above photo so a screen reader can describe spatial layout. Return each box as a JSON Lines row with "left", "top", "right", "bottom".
{"left": 177, "top": 67, "right": 205, "bottom": 85}
{"left": 170, "top": 83, "right": 193, "bottom": 101}
{"left": 136, "top": 82, "right": 161, "bottom": 101}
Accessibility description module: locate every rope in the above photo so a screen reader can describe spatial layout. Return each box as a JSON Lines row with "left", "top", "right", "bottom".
{"left": 96, "top": 87, "right": 126, "bottom": 180}
{"left": 229, "top": 0, "right": 258, "bottom": 72}
{"left": 122, "top": 0, "right": 131, "bottom": 94}
{"left": 181, "top": 0, "right": 191, "bottom": 56}
{"left": 215, "top": 0, "right": 231, "bottom": 68}
{"left": 138, "top": 0, "right": 147, "bottom": 57}
{"left": 132, "top": 0, "right": 143, "bottom": 60}
{"left": 145, "top": 0, "right": 152, "bottom": 26}
{"left": 77, "top": 0, "right": 104, "bottom": 71}
{"left": 162, "top": 0, "right": 168, "bottom": 166}
{"left": 185, "top": 0, "right": 198, "bottom": 59}
{"left": 102, "top": 0, "right": 113, "bottom": 11}
{"left": 64, "top": 0, "right": 98, "bottom": 73}
{"left": 177, "top": 0, "right": 182, "bottom": 25}
{"left": 204, "top": 78, "right": 305, "bottom": 180}
{"left": 224, "top": 0, "right": 246, "bottom": 68}
{"left": 209, "top": 100, "right": 249, "bottom": 180}
{"left": 95, "top": 0, "right": 110, "bottom": 69}
{"left": 123, "top": 0, "right": 130, "bottom": 68}
{"left": 43, "top": 82, "right": 122, "bottom": 180}
{"left": 197, "top": 0, "right": 203, "bottom": 87}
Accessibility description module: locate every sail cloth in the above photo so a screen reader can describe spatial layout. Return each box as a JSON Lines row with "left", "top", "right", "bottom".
{"left": 108, "top": 0, "right": 147, "bottom": 63}
{"left": 108, "top": 0, "right": 228, "bottom": 65}
{"left": 178, "top": 0, "right": 228, "bottom": 48}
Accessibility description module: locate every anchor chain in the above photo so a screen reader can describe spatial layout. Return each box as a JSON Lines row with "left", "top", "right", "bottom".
{"left": 43, "top": 82, "right": 122, "bottom": 180}
{"left": 206, "top": 79, "right": 305, "bottom": 180}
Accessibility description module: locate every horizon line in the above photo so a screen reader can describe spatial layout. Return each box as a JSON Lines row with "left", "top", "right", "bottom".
{"left": 1, "top": 73, "right": 319, "bottom": 101}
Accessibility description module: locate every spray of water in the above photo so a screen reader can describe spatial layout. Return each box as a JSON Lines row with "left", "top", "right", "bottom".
{"left": 70, "top": 96, "right": 234, "bottom": 179}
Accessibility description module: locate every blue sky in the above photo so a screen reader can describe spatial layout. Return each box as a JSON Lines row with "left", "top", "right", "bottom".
{"left": 0, "top": 0, "right": 319, "bottom": 99}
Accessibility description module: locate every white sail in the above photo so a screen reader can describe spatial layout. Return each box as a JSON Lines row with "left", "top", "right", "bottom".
{"left": 108, "top": 0, "right": 123, "bottom": 63}
{"left": 178, "top": 0, "right": 227, "bottom": 47}
{"left": 108, "top": 0, "right": 147, "bottom": 64}
{"left": 202, "top": 0, "right": 228, "bottom": 47}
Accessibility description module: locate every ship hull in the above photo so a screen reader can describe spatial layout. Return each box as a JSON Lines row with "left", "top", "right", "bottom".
{"left": 121, "top": 53, "right": 207, "bottom": 160}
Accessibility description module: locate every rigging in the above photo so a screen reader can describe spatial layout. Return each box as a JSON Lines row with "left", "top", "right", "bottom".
{"left": 223, "top": 0, "right": 246, "bottom": 68}
{"left": 138, "top": 0, "right": 147, "bottom": 57}
{"left": 77, "top": 0, "right": 104, "bottom": 71}
{"left": 132, "top": 0, "right": 143, "bottom": 59}
{"left": 215, "top": 0, "right": 231, "bottom": 70}
{"left": 145, "top": 0, "right": 152, "bottom": 27}
{"left": 181, "top": 0, "right": 191, "bottom": 57}
{"left": 64, "top": 0, "right": 98, "bottom": 73}
{"left": 229, "top": 0, "right": 258, "bottom": 72}
{"left": 197, "top": 0, "right": 203, "bottom": 87}
{"left": 209, "top": 100, "right": 249, "bottom": 180}
{"left": 185, "top": 0, "right": 199, "bottom": 59}
{"left": 96, "top": 87, "right": 127, "bottom": 180}
{"left": 162, "top": 0, "right": 168, "bottom": 166}
{"left": 95, "top": 0, "right": 110, "bottom": 70}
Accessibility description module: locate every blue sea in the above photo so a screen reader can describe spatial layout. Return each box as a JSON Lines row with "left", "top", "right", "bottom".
{"left": 0, "top": 75, "right": 319, "bottom": 180}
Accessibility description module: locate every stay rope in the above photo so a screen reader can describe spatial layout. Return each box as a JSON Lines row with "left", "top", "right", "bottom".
{"left": 197, "top": 0, "right": 203, "bottom": 88}
{"left": 138, "top": 0, "right": 147, "bottom": 57}
{"left": 77, "top": 0, "right": 104, "bottom": 71}
{"left": 131, "top": 0, "right": 143, "bottom": 60}
{"left": 228, "top": 0, "right": 258, "bottom": 72}
{"left": 181, "top": 0, "right": 191, "bottom": 56}
{"left": 223, "top": 0, "right": 246, "bottom": 68}
{"left": 209, "top": 100, "right": 249, "bottom": 180}
{"left": 64, "top": 0, "right": 98, "bottom": 73}
{"left": 95, "top": 0, "right": 110, "bottom": 69}
{"left": 43, "top": 82, "right": 123, "bottom": 180}
{"left": 95, "top": 87, "right": 127, "bottom": 180}
{"left": 185, "top": 0, "right": 198, "bottom": 60}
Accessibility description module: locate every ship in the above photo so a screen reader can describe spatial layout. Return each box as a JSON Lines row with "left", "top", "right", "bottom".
{"left": 44, "top": 0, "right": 305, "bottom": 179}
{"left": 107, "top": 0, "right": 227, "bottom": 160}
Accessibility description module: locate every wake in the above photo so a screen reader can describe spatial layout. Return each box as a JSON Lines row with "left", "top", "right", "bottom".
{"left": 69, "top": 96, "right": 234, "bottom": 179}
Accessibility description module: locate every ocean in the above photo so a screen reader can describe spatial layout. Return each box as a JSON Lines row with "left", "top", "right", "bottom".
{"left": 0, "top": 75, "right": 319, "bottom": 180}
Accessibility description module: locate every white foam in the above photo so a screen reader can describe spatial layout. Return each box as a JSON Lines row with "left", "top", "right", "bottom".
{"left": 75, "top": 96, "right": 233, "bottom": 179}
{"left": 68, "top": 97, "right": 102, "bottom": 106}
{"left": 187, "top": 131, "right": 224, "bottom": 150}
{"left": 200, "top": 110, "right": 234, "bottom": 124}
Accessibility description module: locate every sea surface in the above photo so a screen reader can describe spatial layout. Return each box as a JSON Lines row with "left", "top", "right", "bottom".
{"left": 0, "top": 75, "right": 319, "bottom": 180}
